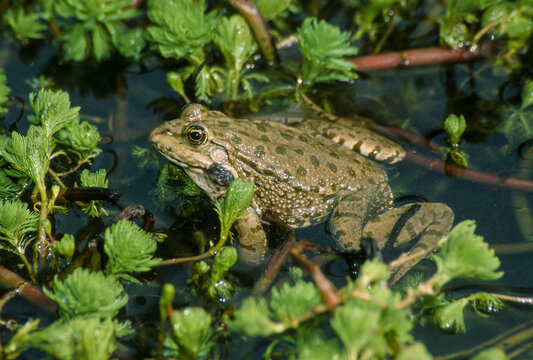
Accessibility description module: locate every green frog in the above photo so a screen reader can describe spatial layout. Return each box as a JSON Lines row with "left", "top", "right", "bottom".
{"left": 150, "top": 103, "right": 454, "bottom": 281}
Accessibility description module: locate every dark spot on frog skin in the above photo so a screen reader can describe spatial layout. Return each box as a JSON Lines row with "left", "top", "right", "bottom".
{"left": 280, "top": 131, "right": 294, "bottom": 141}
{"left": 219, "top": 121, "right": 230, "bottom": 127}
{"left": 327, "top": 163, "right": 338, "bottom": 173}
{"left": 297, "top": 166, "right": 307, "bottom": 176}
{"left": 295, "top": 148, "right": 304, "bottom": 155}
{"left": 298, "top": 134, "right": 309, "bottom": 143}
{"left": 260, "top": 134, "right": 271, "bottom": 143}
{"left": 276, "top": 146, "right": 287, "bottom": 155}
{"left": 207, "top": 163, "right": 234, "bottom": 186}
{"left": 310, "top": 155, "right": 320, "bottom": 168}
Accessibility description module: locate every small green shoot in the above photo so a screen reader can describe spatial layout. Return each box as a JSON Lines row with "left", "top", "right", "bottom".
{"left": 44, "top": 268, "right": 128, "bottom": 319}
{"left": 189, "top": 246, "right": 238, "bottom": 300}
{"left": 56, "top": 233, "right": 75, "bottom": 261}
{"left": 104, "top": 219, "right": 161, "bottom": 282}
{"left": 213, "top": 178, "right": 254, "bottom": 251}
{"left": 444, "top": 114, "right": 466, "bottom": 146}
{"left": 164, "top": 307, "right": 214, "bottom": 360}
{"left": 77, "top": 169, "right": 109, "bottom": 217}
{"left": 443, "top": 114, "right": 469, "bottom": 168}
{"left": 297, "top": 17, "right": 358, "bottom": 87}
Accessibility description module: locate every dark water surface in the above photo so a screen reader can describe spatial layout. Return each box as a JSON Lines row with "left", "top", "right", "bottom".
{"left": 1, "top": 38, "right": 532, "bottom": 359}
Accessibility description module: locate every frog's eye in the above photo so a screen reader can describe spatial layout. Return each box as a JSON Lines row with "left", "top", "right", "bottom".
{"left": 186, "top": 125, "right": 208, "bottom": 145}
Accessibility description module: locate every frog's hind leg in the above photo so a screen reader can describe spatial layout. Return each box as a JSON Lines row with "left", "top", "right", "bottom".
{"left": 363, "top": 203, "right": 454, "bottom": 284}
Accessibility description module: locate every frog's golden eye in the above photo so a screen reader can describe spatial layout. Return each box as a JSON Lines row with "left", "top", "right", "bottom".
{"left": 186, "top": 125, "right": 208, "bottom": 145}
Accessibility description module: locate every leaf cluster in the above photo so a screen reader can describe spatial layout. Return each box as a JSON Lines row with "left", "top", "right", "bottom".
{"left": 297, "top": 17, "right": 358, "bottom": 87}
{"left": 230, "top": 221, "right": 504, "bottom": 358}
{"left": 44, "top": 268, "right": 128, "bottom": 319}
{"left": 189, "top": 246, "right": 238, "bottom": 300}
{"left": 55, "top": 0, "right": 143, "bottom": 61}
{"left": 104, "top": 219, "right": 161, "bottom": 282}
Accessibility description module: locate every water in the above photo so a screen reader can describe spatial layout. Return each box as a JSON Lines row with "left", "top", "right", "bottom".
{"left": 1, "top": 36, "right": 532, "bottom": 359}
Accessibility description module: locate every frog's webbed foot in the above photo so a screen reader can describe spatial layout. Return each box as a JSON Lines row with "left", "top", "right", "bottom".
{"left": 235, "top": 207, "right": 268, "bottom": 265}
{"left": 363, "top": 203, "right": 454, "bottom": 283}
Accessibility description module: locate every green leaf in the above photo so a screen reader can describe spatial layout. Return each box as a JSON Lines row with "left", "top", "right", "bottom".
{"left": 147, "top": 0, "right": 216, "bottom": 62}
{"left": 229, "top": 297, "right": 282, "bottom": 336}
{"left": 4, "top": 7, "right": 46, "bottom": 44}
{"left": 0, "top": 126, "right": 51, "bottom": 190}
{"left": 28, "top": 89, "right": 80, "bottom": 138}
{"left": 296, "top": 327, "right": 341, "bottom": 360}
{"left": 169, "top": 307, "right": 213, "bottom": 359}
{"left": 251, "top": 0, "right": 292, "bottom": 21}
{"left": 56, "top": 0, "right": 141, "bottom": 61}
{"left": 270, "top": 279, "right": 322, "bottom": 323}
{"left": 432, "top": 220, "right": 503, "bottom": 285}
{"left": 214, "top": 15, "right": 257, "bottom": 76}
{"left": 297, "top": 17, "right": 358, "bottom": 86}
{"left": 43, "top": 268, "right": 128, "bottom": 319}
{"left": 0, "top": 199, "right": 38, "bottom": 254}
{"left": 57, "top": 234, "right": 75, "bottom": 260}
{"left": 104, "top": 219, "right": 161, "bottom": 280}
{"left": 214, "top": 178, "right": 254, "bottom": 246}
{"left": 29, "top": 317, "right": 119, "bottom": 360}
{"left": 331, "top": 300, "right": 380, "bottom": 356}
{"left": 432, "top": 297, "right": 469, "bottom": 333}
{"left": 56, "top": 121, "right": 101, "bottom": 156}
{"left": 79, "top": 169, "right": 108, "bottom": 188}
{"left": 0, "top": 68, "right": 10, "bottom": 115}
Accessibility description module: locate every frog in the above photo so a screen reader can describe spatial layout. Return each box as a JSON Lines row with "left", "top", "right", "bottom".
{"left": 150, "top": 102, "right": 454, "bottom": 281}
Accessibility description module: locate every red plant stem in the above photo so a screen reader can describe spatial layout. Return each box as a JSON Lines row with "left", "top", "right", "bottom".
{"left": 348, "top": 45, "right": 491, "bottom": 71}
{"left": 406, "top": 152, "right": 533, "bottom": 191}
{"left": 290, "top": 247, "right": 340, "bottom": 307}
{"left": 0, "top": 266, "right": 57, "bottom": 312}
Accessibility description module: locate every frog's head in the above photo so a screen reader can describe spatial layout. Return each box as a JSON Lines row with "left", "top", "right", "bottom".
{"left": 150, "top": 104, "right": 239, "bottom": 200}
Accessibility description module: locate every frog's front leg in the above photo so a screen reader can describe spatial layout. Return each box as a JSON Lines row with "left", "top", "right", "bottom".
{"left": 234, "top": 207, "right": 268, "bottom": 264}
{"left": 363, "top": 203, "right": 454, "bottom": 283}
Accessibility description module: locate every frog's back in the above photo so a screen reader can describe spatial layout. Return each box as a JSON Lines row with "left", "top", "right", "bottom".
{"left": 218, "top": 117, "right": 390, "bottom": 226}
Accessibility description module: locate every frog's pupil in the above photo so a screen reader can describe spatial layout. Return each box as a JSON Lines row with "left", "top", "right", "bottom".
{"left": 187, "top": 125, "right": 206, "bottom": 144}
